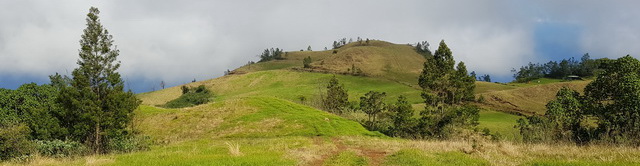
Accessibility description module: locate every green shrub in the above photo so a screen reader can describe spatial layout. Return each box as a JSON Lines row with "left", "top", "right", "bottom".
{"left": 164, "top": 85, "right": 213, "bottom": 108}
{"left": 0, "top": 123, "right": 35, "bottom": 161}
{"left": 36, "top": 139, "right": 88, "bottom": 157}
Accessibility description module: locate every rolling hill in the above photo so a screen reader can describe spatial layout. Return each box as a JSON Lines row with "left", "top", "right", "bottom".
{"left": 12, "top": 40, "right": 640, "bottom": 166}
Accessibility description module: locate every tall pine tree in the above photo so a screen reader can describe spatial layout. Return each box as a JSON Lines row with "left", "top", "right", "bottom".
{"left": 58, "top": 7, "right": 140, "bottom": 153}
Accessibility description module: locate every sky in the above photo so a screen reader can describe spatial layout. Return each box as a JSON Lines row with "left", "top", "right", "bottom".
{"left": 1, "top": 0, "right": 640, "bottom": 93}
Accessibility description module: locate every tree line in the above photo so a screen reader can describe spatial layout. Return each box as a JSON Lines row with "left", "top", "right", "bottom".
{"left": 511, "top": 53, "right": 602, "bottom": 82}
{"left": 1, "top": 7, "right": 143, "bottom": 161}
{"left": 258, "top": 48, "right": 284, "bottom": 62}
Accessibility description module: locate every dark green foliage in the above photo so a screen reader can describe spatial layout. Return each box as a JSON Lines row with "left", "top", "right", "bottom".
{"left": 181, "top": 85, "right": 189, "bottom": 94}
{"left": 388, "top": 96, "right": 415, "bottom": 138}
{"left": 307, "top": 45, "right": 312, "bottom": 51}
{"left": 518, "top": 55, "right": 640, "bottom": 145}
{"left": 303, "top": 56, "right": 312, "bottom": 68}
{"left": 36, "top": 140, "right": 88, "bottom": 158}
{"left": 479, "top": 74, "right": 491, "bottom": 82}
{"left": 512, "top": 53, "right": 601, "bottom": 82}
{"left": 323, "top": 76, "right": 349, "bottom": 114}
{"left": 585, "top": 55, "right": 640, "bottom": 144}
{"left": 415, "top": 41, "right": 432, "bottom": 58}
{"left": 57, "top": 7, "right": 141, "bottom": 153}
{"left": 258, "top": 48, "right": 284, "bottom": 62}
{"left": 359, "top": 91, "right": 386, "bottom": 130}
{"left": 416, "top": 40, "right": 478, "bottom": 139}
{"left": 0, "top": 123, "right": 35, "bottom": 161}
{"left": 417, "top": 105, "right": 480, "bottom": 139}
{"left": 164, "top": 85, "right": 212, "bottom": 108}
{"left": 0, "top": 83, "right": 67, "bottom": 141}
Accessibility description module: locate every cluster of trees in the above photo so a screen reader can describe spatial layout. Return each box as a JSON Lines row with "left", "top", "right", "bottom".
{"left": 0, "top": 7, "right": 143, "bottom": 160}
{"left": 322, "top": 40, "right": 479, "bottom": 139}
{"left": 517, "top": 55, "right": 640, "bottom": 145}
{"left": 332, "top": 37, "right": 371, "bottom": 49}
{"left": 512, "top": 53, "right": 601, "bottom": 82}
{"left": 258, "top": 48, "right": 284, "bottom": 62}
{"left": 414, "top": 41, "right": 432, "bottom": 58}
{"left": 164, "top": 85, "right": 212, "bottom": 108}
{"left": 478, "top": 74, "right": 491, "bottom": 82}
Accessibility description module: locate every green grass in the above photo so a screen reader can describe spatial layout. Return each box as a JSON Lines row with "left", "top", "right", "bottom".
{"left": 477, "top": 109, "right": 522, "bottom": 141}
{"left": 383, "top": 149, "right": 489, "bottom": 166}
{"left": 93, "top": 137, "right": 303, "bottom": 166}
{"left": 202, "top": 70, "right": 423, "bottom": 104}
{"left": 324, "top": 151, "right": 368, "bottom": 166}
{"left": 475, "top": 81, "right": 517, "bottom": 94}
{"left": 508, "top": 78, "right": 566, "bottom": 87}
{"left": 214, "top": 97, "right": 382, "bottom": 138}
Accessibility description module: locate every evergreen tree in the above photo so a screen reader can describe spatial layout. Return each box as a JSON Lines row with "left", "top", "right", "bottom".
{"left": 323, "top": 76, "right": 349, "bottom": 114}
{"left": 389, "top": 95, "right": 415, "bottom": 138}
{"left": 57, "top": 7, "right": 140, "bottom": 153}
{"left": 359, "top": 91, "right": 386, "bottom": 129}
{"left": 416, "top": 40, "right": 477, "bottom": 138}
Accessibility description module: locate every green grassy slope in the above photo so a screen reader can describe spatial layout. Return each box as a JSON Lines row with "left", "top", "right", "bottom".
{"left": 138, "top": 70, "right": 424, "bottom": 107}
{"left": 136, "top": 97, "right": 380, "bottom": 144}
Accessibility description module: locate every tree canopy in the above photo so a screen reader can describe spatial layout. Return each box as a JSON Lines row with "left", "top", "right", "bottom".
{"left": 57, "top": 7, "right": 140, "bottom": 153}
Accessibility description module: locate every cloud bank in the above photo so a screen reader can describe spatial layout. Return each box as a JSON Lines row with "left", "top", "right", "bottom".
{"left": 1, "top": 0, "right": 639, "bottom": 92}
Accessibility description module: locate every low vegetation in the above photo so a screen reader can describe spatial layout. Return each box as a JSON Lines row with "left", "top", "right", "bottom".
{"left": 163, "top": 85, "right": 212, "bottom": 108}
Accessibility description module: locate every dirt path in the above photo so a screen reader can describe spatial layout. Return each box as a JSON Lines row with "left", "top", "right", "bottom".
{"left": 308, "top": 137, "right": 386, "bottom": 166}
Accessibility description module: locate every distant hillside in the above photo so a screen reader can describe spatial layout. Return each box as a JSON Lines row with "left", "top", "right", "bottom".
{"left": 233, "top": 40, "right": 426, "bottom": 87}
{"left": 476, "top": 80, "right": 590, "bottom": 115}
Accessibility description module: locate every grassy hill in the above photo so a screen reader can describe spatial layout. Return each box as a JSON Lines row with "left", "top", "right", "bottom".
{"left": 9, "top": 40, "right": 640, "bottom": 166}
{"left": 234, "top": 40, "right": 426, "bottom": 86}
{"left": 477, "top": 79, "right": 590, "bottom": 115}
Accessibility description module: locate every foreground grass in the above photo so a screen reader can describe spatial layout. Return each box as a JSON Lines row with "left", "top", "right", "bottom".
{"left": 9, "top": 135, "right": 640, "bottom": 166}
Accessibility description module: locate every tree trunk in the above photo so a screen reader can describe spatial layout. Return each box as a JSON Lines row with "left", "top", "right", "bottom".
{"left": 95, "top": 121, "right": 101, "bottom": 154}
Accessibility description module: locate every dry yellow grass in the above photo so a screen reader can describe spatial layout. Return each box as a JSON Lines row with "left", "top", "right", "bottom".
{"left": 477, "top": 80, "right": 590, "bottom": 115}
{"left": 336, "top": 136, "right": 640, "bottom": 166}
{"left": 225, "top": 142, "right": 243, "bottom": 156}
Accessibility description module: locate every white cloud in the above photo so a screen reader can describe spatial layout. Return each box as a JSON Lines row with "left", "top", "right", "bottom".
{"left": 1, "top": 0, "right": 640, "bottom": 91}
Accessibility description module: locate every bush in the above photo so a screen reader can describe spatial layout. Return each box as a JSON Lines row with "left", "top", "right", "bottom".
{"left": 36, "top": 140, "right": 88, "bottom": 158}
{"left": 164, "top": 85, "right": 213, "bottom": 108}
{"left": 0, "top": 123, "right": 35, "bottom": 161}
{"left": 106, "top": 135, "right": 151, "bottom": 153}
